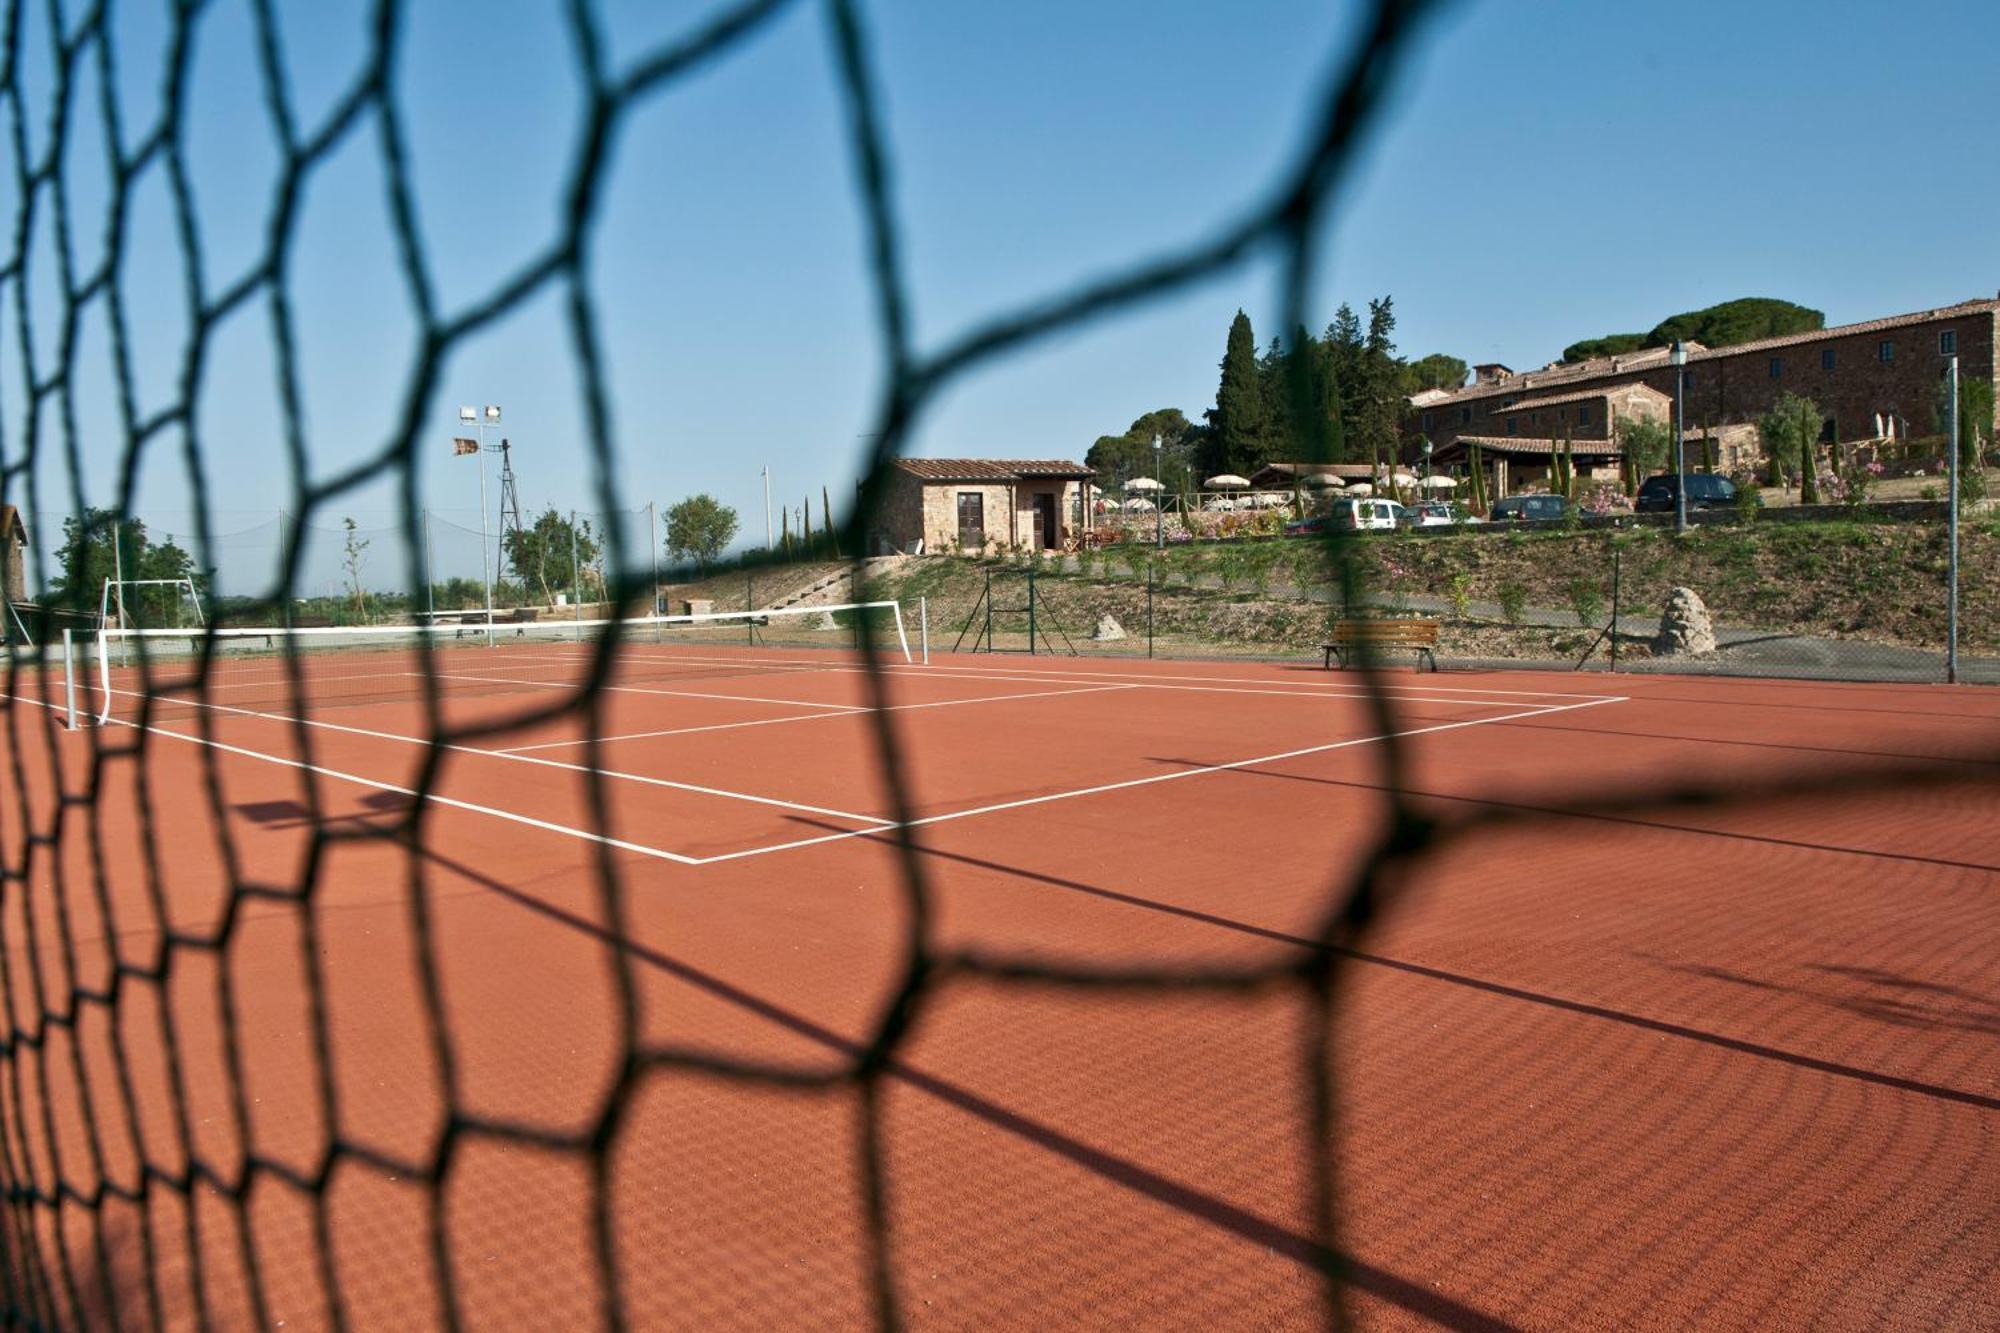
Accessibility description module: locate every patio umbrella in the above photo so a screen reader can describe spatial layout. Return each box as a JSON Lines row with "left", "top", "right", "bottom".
{"left": 1345, "top": 482, "right": 1373, "bottom": 497}
{"left": 1125, "top": 477, "right": 1164, "bottom": 491}
{"left": 1122, "top": 497, "right": 1156, "bottom": 512}
{"left": 1421, "top": 475, "right": 1459, "bottom": 489}
{"left": 1205, "top": 474, "right": 1251, "bottom": 489}
{"left": 1303, "top": 473, "right": 1345, "bottom": 488}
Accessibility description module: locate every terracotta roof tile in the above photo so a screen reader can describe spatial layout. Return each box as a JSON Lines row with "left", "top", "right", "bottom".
{"left": 1501, "top": 383, "right": 1669, "bottom": 413}
{"left": 1448, "top": 436, "right": 1624, "bottom": 457}
{"left": 892, "top": 458, "right": 1093, "bottom": 482}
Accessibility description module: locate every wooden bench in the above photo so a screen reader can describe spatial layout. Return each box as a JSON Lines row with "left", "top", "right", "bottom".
{"left": 1323, "top": 618, "right": 1439, "bottom": 672}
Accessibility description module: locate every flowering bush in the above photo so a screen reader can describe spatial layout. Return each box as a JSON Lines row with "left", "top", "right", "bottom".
{"left": 1579, "top": 482, "right": 1628, "bottom": 517}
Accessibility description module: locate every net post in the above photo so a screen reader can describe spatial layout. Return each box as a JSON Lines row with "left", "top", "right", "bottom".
{"left": 95, "top": 627, "right": 112, "bottom": 726}
{"left": 919, "top": 595, "right": 929, "bottom": 665}
{"left": 62, "top": 629, "right": 77, "bottom": 729}
{"left": 889, "top": 601, "right": 912, "bottom": 663}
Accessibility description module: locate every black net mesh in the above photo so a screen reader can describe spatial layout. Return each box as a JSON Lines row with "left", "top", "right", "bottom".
{"left": 2, "top": 3, "right": 1996, "bottom": 1330}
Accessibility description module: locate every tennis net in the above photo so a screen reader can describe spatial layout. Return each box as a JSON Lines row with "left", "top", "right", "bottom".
{"left": 71, "top": 600, "right": 915, "bottom": 728}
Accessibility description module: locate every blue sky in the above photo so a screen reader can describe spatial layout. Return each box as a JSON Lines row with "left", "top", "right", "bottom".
{"left": 9, "top": 0, "right": 1999, "bottom": 592}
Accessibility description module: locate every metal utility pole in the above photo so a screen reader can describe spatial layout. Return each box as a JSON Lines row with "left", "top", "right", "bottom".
{"left": 109, "top": 517, "right": 126, "bottom": 629}
{"left": 762, "top": 465, "right": 774, "bottom": 551}
{"left": 1947, "top": 354, "right": 1960, "bottom": 684}
{"left": 647, "top": 500, "right": 660, "bottom": 616}
{"left": 570, "top": 509, "right": 583, "bottom": 637}
{"left": 1671, "top": 341, "right": 1688, "bottom": 533}
{"left": 494, "top": 437, "right": 524, "bottom": 583}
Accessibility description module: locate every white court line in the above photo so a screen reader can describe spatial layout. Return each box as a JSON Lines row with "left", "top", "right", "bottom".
{"left": 120, "top": 718, "right": 703, "bottom": 866}
{"left": 97, "top": 686, "right": 894, "bottom": 828}
{"left": 420, "top": 670, "right": 867, "bottom": 713}
{"left": 690, "top": 695, "right": 1629, "bottom": 864}
{"left": 495, "top": 682, "right": 1140, "bottom": 753}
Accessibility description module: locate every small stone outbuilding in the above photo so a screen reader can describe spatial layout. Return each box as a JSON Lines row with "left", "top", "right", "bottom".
{"left": 874, "top": 459, "right": 1095, "bottom": 555}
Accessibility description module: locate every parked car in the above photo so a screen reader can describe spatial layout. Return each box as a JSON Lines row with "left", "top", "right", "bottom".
{"left": 1326, "top": 498, "right": 1408, "bottom": 531}
{"left": 1635, "top": 473, "right": 1738, "bottom": 512}
{"left": 1488, "top": 494, "right": 1570, "bottom": 523}
{"left": 1411, "top": 501, "right": 1482, "bottom": 527}
{"left": 1283, "top": 515, "right": 1326, "bottom": 536}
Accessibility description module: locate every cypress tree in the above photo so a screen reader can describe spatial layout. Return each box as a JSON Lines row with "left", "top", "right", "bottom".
{"left": 1212, "top": 310, "right": 1273, "bottom": 477}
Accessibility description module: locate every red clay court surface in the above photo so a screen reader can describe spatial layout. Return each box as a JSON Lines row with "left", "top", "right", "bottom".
{"left": 2, "top": 641, "right": 1996, "bottom": 1329}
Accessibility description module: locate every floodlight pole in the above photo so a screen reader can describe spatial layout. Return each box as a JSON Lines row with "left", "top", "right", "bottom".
{"left": 1947, "top": 354, "right": 1960, "bottom": 684}
{"left": 1153, "top": 434, "right": 1163, "bottom": 550}
{"left": 762, "top": 465, "right": 774, "bottom": 551}
{"left": 1671, "top": 341, "right": 1688, "bottom": 534}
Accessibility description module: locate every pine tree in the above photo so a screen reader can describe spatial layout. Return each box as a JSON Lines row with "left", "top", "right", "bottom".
{"left": 1211, "top": 310, "right": 1272, "bottom": 477}
{"left": 823, "top": 485, "right": 839, "bottom": 556}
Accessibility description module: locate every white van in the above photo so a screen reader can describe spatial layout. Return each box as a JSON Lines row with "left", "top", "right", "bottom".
{"left": 1326, "top": 498, "right": 1408, "bottom": 531}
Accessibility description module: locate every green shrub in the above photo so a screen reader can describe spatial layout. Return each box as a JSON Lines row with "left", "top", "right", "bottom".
{"left": 1567, "top": 576, "right": 1604, "bottom": 628}
{"left": 1497, "top": 580, "right": 1529, "bottom": 624}
{"left": 1446, "top": 572, "right": 1473, "bottom": 620}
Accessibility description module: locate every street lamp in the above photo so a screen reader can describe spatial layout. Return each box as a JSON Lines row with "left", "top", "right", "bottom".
{"left": 1422, "top": 435, "right": 1433, "bottom": 486}
{"left": 1670, "top": 342, "right": 1688, "bottom": 533}
{"left": 1152, "top": 434, "right": 1164, "bottom": 549}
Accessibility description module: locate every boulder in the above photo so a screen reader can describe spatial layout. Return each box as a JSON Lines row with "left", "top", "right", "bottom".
{"left": 1091, "top": 614, "right": 1126, "bottom": 642}
{"left": 1653, "top": 586, "right": 1717, "bottom": 657}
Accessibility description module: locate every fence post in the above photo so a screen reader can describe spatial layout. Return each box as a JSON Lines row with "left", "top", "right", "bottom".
{"left": 1947, "top": 354, "right": 1960, "bottom": 684}
{"left": 422, "top": 509, "right": 435, "bottom": 622}
{"left": 920, "top": 595, "right": 929, "bottom": 665}
{"left": 747, "top": 571, "right": 754, "bottom": 644}
{"left": 1027, "top": 565, "right": 1037, "bottom": 656}
{"left": 1146, "top": 558, "right": 1154, "bottom": 659}
{"left": 1609, "top": 545, "right": 1620, "bottom": 672}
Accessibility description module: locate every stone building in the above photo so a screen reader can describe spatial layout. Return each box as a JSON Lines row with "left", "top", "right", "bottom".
{"left": 1428, "top": 383, "right": 1668, "bottom": 495}
{"left": 0, "top": 505, "right": 24, "bottom": 604}
{"left": 1409, "top": 295, "right": 2000, "bottom": 491}
{"left": 875, "top": 459, "right": 1095, "bottom": 555}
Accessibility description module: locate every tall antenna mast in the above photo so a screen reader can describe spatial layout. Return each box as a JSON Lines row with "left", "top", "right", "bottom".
{"left": 496, "top": 437, "right": 525, "bottom": 582}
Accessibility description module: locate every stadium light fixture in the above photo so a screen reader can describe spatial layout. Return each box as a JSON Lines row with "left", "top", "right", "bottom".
{"left": 484, "top": 405, "right": 502, "bottom": 423}
{"left": 458, "top": 406, "right": 476, "bottom": 423}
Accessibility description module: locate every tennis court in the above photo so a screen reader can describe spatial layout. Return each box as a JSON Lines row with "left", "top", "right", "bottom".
{"left": 4, "top": 621, "right": 1995, "bottom": 1329}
